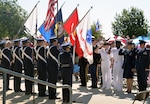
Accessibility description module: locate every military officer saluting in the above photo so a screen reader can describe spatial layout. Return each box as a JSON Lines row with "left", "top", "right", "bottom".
{"left": 22, "top": 38, "right": 34, "bottom": 95}
{"left": 135, "top": 40, "right": 150, "bottom": 91}
{"left": 34, "top": 38, "right": 47, "bottom": 97}
{"left": 59, "top": 42, "right": 73, "bottom": 103}
{"left": 119, "top": 41, "right": 135, "bottom": 93}
{"left": 13, "top": 39, "right": 24, "bottom": 92}
{"left": 47, "top": 36, "right": 60, "bottom": 99}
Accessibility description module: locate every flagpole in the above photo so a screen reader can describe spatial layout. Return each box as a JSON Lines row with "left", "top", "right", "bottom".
{"left": 72, "top": 7, "right": 93, "bottom": 64}
{"left": 15, "top": 1, "right": 40, "bottom": 38}
{"left": 63, "top": 4, "right": 79, "bottom": 24}
{"left": 79, "top": 6, "right": 93, "bottom": 25}
{"left": 72, "top": 4, "right": 79, "bottom": 64}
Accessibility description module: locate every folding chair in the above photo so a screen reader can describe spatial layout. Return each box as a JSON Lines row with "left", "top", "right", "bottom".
{"left": 132, "top": 90, "right": 149, "bottom": 104}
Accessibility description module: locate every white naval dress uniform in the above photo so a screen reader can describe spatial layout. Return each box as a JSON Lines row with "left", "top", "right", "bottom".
{"left": 111, "top": 48, "right": 124, "bottom": 91}
{"left": 99, "top": 48, "right": 112, "bottom": 89}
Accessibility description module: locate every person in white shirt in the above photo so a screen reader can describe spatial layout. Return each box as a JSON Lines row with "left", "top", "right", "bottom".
{"left": 111, "top": 40, "right": 124, "bottom": 91}
{"left": 96, "top": 42, "right": 112, "bottom": 90}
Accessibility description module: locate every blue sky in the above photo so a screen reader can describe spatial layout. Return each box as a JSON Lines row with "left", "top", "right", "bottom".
{"left": 18, "top": 0, "right": 150, "bottom": 38}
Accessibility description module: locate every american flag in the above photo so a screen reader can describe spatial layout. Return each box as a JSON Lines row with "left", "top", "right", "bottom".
{"left": 44, "top": 0, "right": 58, "bottom": 31}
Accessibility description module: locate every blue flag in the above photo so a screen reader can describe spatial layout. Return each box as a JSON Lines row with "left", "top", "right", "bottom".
{"left": 95, "top": 20, "right": 100, "bottom": 32}
{"left": 39, "top": 9, "right": 64, "bottom": 43}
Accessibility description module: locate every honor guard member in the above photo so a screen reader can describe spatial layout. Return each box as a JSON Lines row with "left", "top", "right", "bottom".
{"left": 111, "top": 40, "right": 124, "bottom": 91}
{"left": 79, "top": 57, "right": 88, "bottom": 87}
{"left": 47, "top": 36, "right": 60, "bottom": 99}
{"left": 59, "top": 43, "right": 73, "bottom": 103}
{"left": 0, "top": 41, "right": 6, "bottom": 66}
{"left": 35, "top": 38, "right": 47, "bottom": 97}
{"left": 135, "top": 40, "right": 150, "bottom": 91}
{"left": 89, "top": 36, "right": 101, "bottom": 88}
{"left": 13, "top": 39, "right": 24, "bottom": 92}
{"left": 119, "top": 41, "right": 135, "bottom": 93}
{"left": 22, "top": 38, "right": 34, "bottom": 95}
{"left": 1, "top": 40, "right": 13, "bottom": 90}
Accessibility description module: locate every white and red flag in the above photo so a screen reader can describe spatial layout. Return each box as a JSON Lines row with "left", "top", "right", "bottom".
{"left": 76, "top": 12, "right": 93, "bottom": 64}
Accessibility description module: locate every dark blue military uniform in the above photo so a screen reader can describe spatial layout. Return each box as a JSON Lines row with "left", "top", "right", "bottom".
{"left": 47, "top": 45, "right": 60, "bottom": 99}
{"left": 1, "top": 43, "right": 12, "bottom": 90}
{"left": 135, "top": 47, "right": 150, "bottom": 91}
{"left": 22, "top": 39, "right": 34, "bottom": 95}
{"left": 35, "top": 39, "right": 47, "bottom": 96}
{"left": 119, "top": 49, "right": 135, "bottom": 78}
{"left": 0, "top": 41, "right": 5, "bottom": 67}
{"left": 59, "top": 43, "right": 73, "bottom": 103}
{"left": 79, "top": 57, "right": 88, "bottom": 86}
{"left": 13, "top": 39, "right": 23, "bottom": 92}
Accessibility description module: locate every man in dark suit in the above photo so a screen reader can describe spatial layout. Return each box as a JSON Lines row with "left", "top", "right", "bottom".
{"left": 47, "top": 36, "right": 60, "bottom": 99}
{"left": 13, "top": 39, "right": 23, "bottom": 92}
{"left": 79, "top": 57, "right": 88, "bottom": 87}
{"left": 89, "top": 36, "right": 101, "bottom": 88}
{"left": 22, "top": 38, "right": 34, "bottom": 95}
{"left": 135, "top": 40, "right": 150, "bottom": 91}
{"left": 35, "top": 38, "right": 47, "bottom": 97}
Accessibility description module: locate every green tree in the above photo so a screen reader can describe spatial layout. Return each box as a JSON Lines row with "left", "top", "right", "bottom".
{"left": 112, "top": 7, "right": 149, "bottom": 38}
{"left": 0, "top": 0, "right": 27, "bottom": 39}
{"left": 91, "top": 21, "right": 103, "bottom": 39}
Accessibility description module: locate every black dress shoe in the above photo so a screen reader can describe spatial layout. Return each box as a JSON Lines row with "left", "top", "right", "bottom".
{"left": 126, "top": 90, "right": 131, "bottom": 93}
{"left": 92, "top": 86, "right": 97, "bottom": 88}
{"left": 25, "top": 92, "right": 36, "bottom": 95}
{"left": 31, "top": 92, "right": 36, "bottom": 95}
{"left": 49, "top": 97, "right": 60, "bottom": 100}
{"left": 6, "top": 88, "right": 12, "bottom": 91}
{"left": 15, "top": 89, "right": 25, "bottom": 92}
{"left": 25, "top": 92, "right": 30, "bottom": 95}
{"left": 88, "top": 86, "right": 92, "bottom": 88}
{"left": 79, "top": 85, "right": 86, "bottom": 87}
{"left": 63, "top": 100, "right": 69, "bottom": 103}
{"left": 39, "top": 94, "right": 48, "bottom": 97}
{"left": 19, "top": 90, "right": 25, "bottom": 92}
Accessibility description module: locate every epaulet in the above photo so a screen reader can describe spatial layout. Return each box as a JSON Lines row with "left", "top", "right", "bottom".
{"left": 146, "top": 48, "right": 150, "bottom": 50}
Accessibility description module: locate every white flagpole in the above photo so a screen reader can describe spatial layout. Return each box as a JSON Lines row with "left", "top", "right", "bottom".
{"left": 15, "top": 1, "right": 40, "bottom": 38}
{"left": 72, "top": 43, "right": 76, "bottom": 64}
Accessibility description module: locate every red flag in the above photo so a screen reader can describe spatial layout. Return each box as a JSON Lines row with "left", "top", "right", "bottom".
{"left": 63, "top": 8, "right": 79, "bottom": 45}
{"left": 44, "top": 0, "right": 57, "bottom": 31}
{"left": 63, "top": 8, "right": 83, "bottom": 57}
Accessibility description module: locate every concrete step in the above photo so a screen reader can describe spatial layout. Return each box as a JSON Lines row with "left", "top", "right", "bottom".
{"left": 0, "top": 75, "right": 149, "bottom": 104}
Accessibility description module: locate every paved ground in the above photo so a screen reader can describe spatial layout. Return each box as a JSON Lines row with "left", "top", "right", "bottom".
{"left": 0, "top": 75, "right": 150, "bottom": 104}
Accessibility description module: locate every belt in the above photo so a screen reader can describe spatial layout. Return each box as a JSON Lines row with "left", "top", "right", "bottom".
{"left": 61, "top": 64, "right": 70, "bottom": 68}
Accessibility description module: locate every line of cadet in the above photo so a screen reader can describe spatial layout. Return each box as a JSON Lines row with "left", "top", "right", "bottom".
{"left": 0, "top": 36, "right": 73, "bottom": 103}
{"left": 0, "top": 36, "right": 150, "bottom": 102}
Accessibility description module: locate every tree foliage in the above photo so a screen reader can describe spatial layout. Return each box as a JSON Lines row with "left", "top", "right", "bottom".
{"left": 0, "top": 0, "right": 27, "bottom": 39}
{"left": 91, "top": 22, "right": 103, "bottom": 39}
{"left": 112, "top": 7, "right": 149, "bottom": 38}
